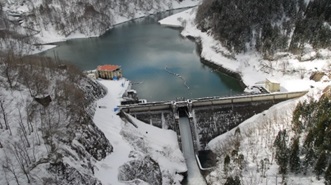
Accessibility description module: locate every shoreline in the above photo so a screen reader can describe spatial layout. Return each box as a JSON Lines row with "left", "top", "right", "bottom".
{"left": 34, "top": 5, "right": 199, "bottom": 51}
{"left": 159, "top": 8, "right": 248, "bottom": 88}
{"left": 33, "top": 6, "right": 198, "bottom": 54}
{"left": 158, "top": 8, "right": 330, "bottom": 93}
{"left": 194, "top": 38, "right": 247, "bottom": 89}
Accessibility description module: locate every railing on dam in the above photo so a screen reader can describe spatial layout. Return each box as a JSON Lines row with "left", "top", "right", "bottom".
{"left": 191, "top": 90, "right": 308, "bottom": 107}
{"left": 119, "top": 91, "right": 308, "bottom": 113}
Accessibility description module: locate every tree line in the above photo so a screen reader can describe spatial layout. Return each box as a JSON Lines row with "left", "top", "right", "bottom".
{"left": 273, "top": 96, "right": 331, "bottom": 184}
{"left": 196, "top": 0, "right": 331, "bottom": 57}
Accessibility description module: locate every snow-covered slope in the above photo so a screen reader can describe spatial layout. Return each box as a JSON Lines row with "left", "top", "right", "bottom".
{"left": 1, "top": 0, "right": 199, "bottom": 50}
{"left": 160, "top": 8, "right": 331, "bottom": 91}
{"left": 0, "top": 56, "right": 111, "bottom": 185}
{"left": 0, "top": 54, "right": 187, "bottom": 184}
{"left": 93, "top": 79, "right": 186, "bottom": 185}
{"left": 159, "top": 7, "right": 331, "bottom": 185}
{"left": 206, "top": 89, "right": 325, "bottom": 185}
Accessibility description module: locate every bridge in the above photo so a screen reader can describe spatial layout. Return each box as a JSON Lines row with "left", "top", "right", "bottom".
{"left": 119, "top": 91, "right": 307, "bottom": 184}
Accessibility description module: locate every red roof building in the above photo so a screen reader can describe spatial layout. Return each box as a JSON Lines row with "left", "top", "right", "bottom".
{"left": 96, "top": 65, "right": 122, "bottom": 80}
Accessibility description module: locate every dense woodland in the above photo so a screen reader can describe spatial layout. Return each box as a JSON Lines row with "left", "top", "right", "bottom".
{"left": 288, "top": 96, "right": 331, "bottom": 184}
{"left": 196, "top": 0, "right": 331, "bottom": 56}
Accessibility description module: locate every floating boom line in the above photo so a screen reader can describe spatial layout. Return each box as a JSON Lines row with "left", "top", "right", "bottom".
{"left": 164, "top": 66, "right": 190, "bottom": 90}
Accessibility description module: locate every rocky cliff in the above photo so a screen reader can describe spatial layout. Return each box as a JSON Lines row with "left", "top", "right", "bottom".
{"left": 0, "top": 54, "right": 112, "bottom": 185}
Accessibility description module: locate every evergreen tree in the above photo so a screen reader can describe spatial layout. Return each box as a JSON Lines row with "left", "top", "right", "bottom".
{"left": 303, "top": 147, "right": 316, "bottom": 175}
{"left": 224, "top": 155, "right": 231, "bottom": 173}
{"left": 196, "top": 0, "right": 331, "bottom": 55}
{"left": 274, "top": 130, "right": 289, "bottom": 177}
{"left": 224, "top": 176, "right": 241, "bottom": 185}
{"left": 325, "top": 163, "right": 331, "bottom": 185}
{"left": 290, "top": 138, "right": 300, "bottom": 173}
{"left": 289, "top": 137, "right": 301, "bottom": 173}
{"left": 314, "top": 152, "right": 327, "bottom": 180}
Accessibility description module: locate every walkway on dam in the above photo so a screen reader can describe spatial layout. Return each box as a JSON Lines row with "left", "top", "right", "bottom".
{"left": 179, "top": 117, "right": 207, "bottom": 185}
{"left": 119, "top": 91, "right": 308, "bottom": 114}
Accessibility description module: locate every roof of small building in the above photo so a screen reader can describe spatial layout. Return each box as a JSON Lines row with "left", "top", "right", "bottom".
{"left": 97, "top": 65, "right": 120, "bottom": 72}
{"left": 266, "top": 78, "right": 280, "bottom": 84}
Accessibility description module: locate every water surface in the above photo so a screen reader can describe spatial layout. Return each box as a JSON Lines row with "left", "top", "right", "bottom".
{"left": 41, "top": 11, "right": 243, "bottom": 101}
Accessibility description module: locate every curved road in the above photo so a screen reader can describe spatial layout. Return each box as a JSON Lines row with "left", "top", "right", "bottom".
{"left": 179, "top": 117, "right": 207, "bottom": 185}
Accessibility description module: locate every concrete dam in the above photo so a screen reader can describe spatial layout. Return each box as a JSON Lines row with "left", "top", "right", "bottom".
{"left": 119, "top": 91, "right": 307, "bottom": 184}
{"left": 119, "top": 91, "right": 307, "bottom": 150}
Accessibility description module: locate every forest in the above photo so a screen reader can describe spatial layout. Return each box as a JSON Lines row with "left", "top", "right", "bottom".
{"left": 196, "top": 0, "right": 331, "bottom": 56}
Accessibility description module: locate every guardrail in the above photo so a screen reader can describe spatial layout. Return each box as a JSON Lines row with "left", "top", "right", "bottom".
{"left": 119, "top": 91, "right": 308, "bottom": 113}
{"left": 191, "top": 91, "right": 308, "bottom": 107}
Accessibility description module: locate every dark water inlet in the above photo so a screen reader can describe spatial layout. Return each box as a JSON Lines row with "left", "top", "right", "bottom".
{"left": 40, "top": 10, "right": 244, "bottom": 101}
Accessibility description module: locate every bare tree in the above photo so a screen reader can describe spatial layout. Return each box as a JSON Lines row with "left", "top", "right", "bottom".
{"left": 10, "top": 142, "right": 32, "bottom": 183}
{"left": 281, "top": 60, "right": 289, "bottom": 74}
{"left": 0, "top": 113, "right": 3, "bottom": 129}
{"left": 1, "top": 50, "right": 18, "bottom": 89}
{"left": 17, "top": 106, "right": 31, "bottom": 148}
{"left": 2, "top": 149, "right": 20, "bottom": 185}
{"left": 0, "top": 95, "right": 12, "bottom": 135}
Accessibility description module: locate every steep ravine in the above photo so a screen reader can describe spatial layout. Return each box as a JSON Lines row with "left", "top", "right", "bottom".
{"left": 0, "top": 56, "right": 112, "bottom": 185}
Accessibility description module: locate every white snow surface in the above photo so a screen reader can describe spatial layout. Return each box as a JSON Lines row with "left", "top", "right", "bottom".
{"left": 2, "top": 0, "right": 199, "bottom": 54}
{"left": 159, "top": 8, "right": 331, "bottom": 92}
{"left": 93, "top": 79, "right": 186, "bottom": 185}
{"left": 159, "top": 7, "right": 331, "bottom": 185}
{"left": 10, "top": 0, "right": 199, "bottom": 44}
{"left": 206, "top": 89, "right": 325, "bottom": 185}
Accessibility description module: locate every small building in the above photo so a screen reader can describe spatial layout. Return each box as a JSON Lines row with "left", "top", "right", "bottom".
{"left": 84, "top": 70, "right": 97, "bottom": 79}
{"left": 96, "top": 65, "right": 122, "bottom": 80}
{"left": 87, "top": 73, "right": 96, "bottom": 79}
{"left": 265, "top": 78, "right": 280, "bottom": 92}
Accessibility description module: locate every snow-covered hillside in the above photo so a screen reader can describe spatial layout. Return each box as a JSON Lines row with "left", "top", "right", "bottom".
{"left": 206, "top": 90, "right": 326, "bottom": 185}
{"left": 92, "top": 79, "right": 186, "bottom": 185}
{"left": 0, "top": 54, "right": 187, "bottom": 184}
{"left": 0, "top": 56, "right": 112, "bottom": 184}
{"left": 159, "top": 7, "right": 331, "bottom": 185}
{"left": 0, "top": 0, "right": 199, "bottom": 54}
{"left": 160, "top": 8, "right": 331, "bottom": 92}
{"left": 0, "top": 1, "right": 200, "bottom": 184}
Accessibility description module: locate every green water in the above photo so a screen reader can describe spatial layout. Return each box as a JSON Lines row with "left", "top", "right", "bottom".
{"left": 41, "top": 11, "right": 243, "bottom": 101}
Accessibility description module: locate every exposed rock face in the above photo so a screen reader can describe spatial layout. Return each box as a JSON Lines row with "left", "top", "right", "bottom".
{"left": 47, "top": 162, "right": 102, "bottom": 185}
{"left": 322, "top": 85, "right": 331, "bottom": 99}
{"left": 0, "top": 55, "right": 112, "bottom": 185}
{"left": 118, "top": 156, "right": 163, "bottom": 185}
{"left": 310, "top": 71, "right": 325, "bottom": 82}
{"left": 34, "top": 95, "right": 52, "bottom": 107}
{"left": 76, "top": 117, "right": 113, "bottom": 160}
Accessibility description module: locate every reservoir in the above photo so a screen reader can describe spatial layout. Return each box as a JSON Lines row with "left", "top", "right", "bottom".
{"left": 40, "top": 10, "right": 243, "bottom": 101}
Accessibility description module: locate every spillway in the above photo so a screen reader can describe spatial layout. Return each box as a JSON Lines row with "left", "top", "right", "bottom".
{"left": 178, "top": 117, "right": 206, "bottom": 185}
